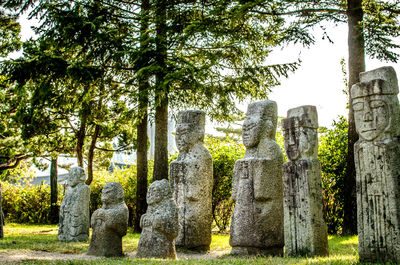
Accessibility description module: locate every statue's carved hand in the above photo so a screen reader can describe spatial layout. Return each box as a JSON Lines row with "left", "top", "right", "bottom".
{"left": 140, "top": 214, "right": 152, "bottom": 228}
{"left": 92, "top": 210, "right": 106, "bottom": 228}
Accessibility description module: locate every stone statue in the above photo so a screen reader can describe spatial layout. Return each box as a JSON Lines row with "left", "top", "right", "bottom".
{"left": 0, "top": 183, "right": 4, "bottom": 239}
{"left": 137, "top": 179, "right": 179, "bottom": 259}
{"left": 281, "top": 105, "right": 329, "bottom": 257}
{"left": 87, "top": 182, "right": 128, "bottom": 257}
{"left": 229, "top": 100, "right": 284, "bottom": 256}
{"left": 170, "top": 110, "right": 213, "bottom": 250}
{"left": 351, "top": 66, "right": 400, "bottom": 263}
{"left": 58, "top": 167, "right": 90, "bottom": 242}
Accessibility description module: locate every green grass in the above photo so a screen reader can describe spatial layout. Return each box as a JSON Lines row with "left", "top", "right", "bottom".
{"left": 0, "top": 223, "right": 140, "bottom": 253}
{"left": 0, "top": 223, "right": 363, "bottom": 264}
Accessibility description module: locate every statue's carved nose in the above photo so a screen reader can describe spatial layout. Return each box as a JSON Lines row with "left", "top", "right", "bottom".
{"left": 363, "top": 111, "right": 372, "bottom": 121}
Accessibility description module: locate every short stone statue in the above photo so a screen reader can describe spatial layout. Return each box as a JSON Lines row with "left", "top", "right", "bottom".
{"left": 58, "top": 167, "right": 90, "bottom": 242}
{"left": 0, "top": 183, "right": 4, "bottom": 239}
{"left": 170, "top": 110, "right": 213, "bottom": 250}
{"left": 351, "top": 66, "right": 400, "bottom": 263}
{"left": 229, "top": 100, "right": 284, "bottom": 256}
{"left": 281, "top": 105, "right": 329, "bottom": 257}
{"left": 137, "top": 179, "right": 179, "bottom": 259}
{"left": 87, "top": 182, "right": 128, "bottom": 257}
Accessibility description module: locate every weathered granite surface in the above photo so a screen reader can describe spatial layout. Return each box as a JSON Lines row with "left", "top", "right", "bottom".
{"left": 282, "top": 105, "right": 329, "bottom": 257}
{"left": 137, "top": 179, "right": 179, "bottom": 259}
{"left": 87, "top": 182, "right": 128, "bottom": 257}
{"left": 58, "top": 167, "right": 90, "bottom": 242}
{"left": 352, "top": 66, "right": 400, "bottom": 263}
{"left": 229, "top": 100, "right": 284, "bottom": 256}
{"left": 0, "top": 183, "right": 3, "bottom": 239}
{"left": 170, "top": 110, "right": 213, "bottom": 250}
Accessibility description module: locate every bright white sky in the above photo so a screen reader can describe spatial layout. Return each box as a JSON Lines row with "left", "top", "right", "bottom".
{"left": 267, "top": 24, "right": 399, "bottom": 128}
{"left": 16, "top": 16, "right": 400, "bottom": 128}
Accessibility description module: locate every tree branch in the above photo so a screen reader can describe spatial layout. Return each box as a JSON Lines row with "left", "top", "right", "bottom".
{"left": 94, "top": 143, "right": 132, "bottom": 152}
{"left": 0, "top": 154, "right": 31, "bottom": 171}
{"left": 251, "top": 8, "right": 346, "bottom": 16}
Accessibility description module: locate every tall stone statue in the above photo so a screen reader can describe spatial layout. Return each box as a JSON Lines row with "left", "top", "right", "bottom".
{"left": 58, "top": 167, "right": 90, "bottom": 242}
{"left": 281, "top": 105, "right": 329, "bottom": 257}
{"left": 351, "top": 66, "right": 400, "bottom": 263}
{"left": 88, "top": 182, "right": 128, "bottom": 257}
{"left": 170, "top": 110, "right": 213, "bottom": 250}
{"left": 137, "top": 179, "right": 179, "bottom": 259}
{"left": 229, "top": 100, "right": 284, "bottom": 256}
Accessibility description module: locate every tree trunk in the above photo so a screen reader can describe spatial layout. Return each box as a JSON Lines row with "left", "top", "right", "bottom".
{"left": 134, "top": 0, "right": 150, "bottom": 233}
{"left": 85, "top": 82, "right": 104, "bottom": 185}
{"left": 0, "top": 183, "right": 4, "bottom": 238}
{"left": 153, "top": 0, "right": 169, "bottom": 181}
{"left": 135, "top": 106, "right": 149, "bottom": 232}
{"left": 343, "top": 0, "right": 365, "bottom": 235}
{"left": 49, "top": 156, "right": 59, "bottom": 224}
{"left": 76, "top": 118, "right": 86, "bottom": 168}
{"left": 153, "top": 101, "right": 168, "bottom": 181}
{"left": 86, "top": 124, "right": 100, "bottom": 185}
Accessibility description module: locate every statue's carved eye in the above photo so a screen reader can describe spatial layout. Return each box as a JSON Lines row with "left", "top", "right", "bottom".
{"left": 176, "top": 127, "right": 189, "bottom": 135}
{"left": 353, "top": 102, "right": 364, "bottom": 111}
{"left": 370, "top": 100, "right": 385, "bottom": 109}
{"left": 244, "top": 122, "right": 256, "bottom": 130}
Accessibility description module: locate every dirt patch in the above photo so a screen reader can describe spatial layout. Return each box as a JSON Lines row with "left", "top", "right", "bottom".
{"left": 0, "top": 249, "right": 231, "bottom": 263}
{"left": 0, "top": 250, "right": 100, "bottom": 263}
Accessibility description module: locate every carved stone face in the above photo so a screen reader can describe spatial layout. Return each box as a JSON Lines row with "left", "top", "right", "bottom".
{"left": 242, "top": 101, "right": 276, "bottom": 149}
{"left": 68, "top": 167, "right": 86, "bottom": 187}
{"left": 353, "top": 95, "right": 390, "bottom": 141}
{"left": 283, "top": 126, "right": 301, "bottom": 161}
{"left": 101, "top": 182, "right": 123, "bottom": 205}
{"left": 147, "top": 184, "right": 163, "bottom": 205}
{"left": 283, "top": 126, "right": 317, "bottom": 161}
{"left": 175, "top": 123, "right": 201, "bottom": 152}
{"left": 242, "top": 113, "right": 264, "bottom": 148}
{"left": 147, "top": 179, "right": 171, "bottom": 205}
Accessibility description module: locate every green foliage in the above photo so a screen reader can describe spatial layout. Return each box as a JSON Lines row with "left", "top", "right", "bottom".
{"left": 1, "top": 164, "right": 152, "bottom": 227}
{"left": 275, "top": 130, "right": 288, "bottom": 163}
{"left": 1, "top": 160, "right": 36, "bottom": 182}
{"left": 0, "top": 9, "right": 21, "bottom": 57}
{"left": 246, "top": 1, "right": 400, "bottom": 63}
{"left": 1, "top": 181, "right": 63, "bottom": 224}
{"left": 1, "top": 0, "right": 137, "bottom": 180}
{"left": 205, "top": 136, "right": 245, "bottom": 232}
{"left": 161, "top": 1, "right": 301, "bottom": 121}
{"left": 89, "top": 166, "right": 139, "bottom": 227}
{"left": 318, "top": 116, "right": 348, "bottom": 234}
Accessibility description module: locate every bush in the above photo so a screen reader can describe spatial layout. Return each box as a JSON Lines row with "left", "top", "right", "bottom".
{"left": 318, "top": 116, "right": 348, "bottom": 234}
{"left": 205, "top": 137, "right": 245, "bottom": 232}
{"left": 90, "top": 166, "right": 139, "bottom": 227}
{"left": 1, "top": 181, "right": 63, "bottom": 224}
{"left": 2, "top": 165, "right": 144, "bottom": 226}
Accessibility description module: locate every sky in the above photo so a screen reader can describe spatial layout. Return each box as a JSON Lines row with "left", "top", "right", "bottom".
{"left": 266, "top": 24, "right": 399, "bottom": 128}
{"left": 16, "top": 15, "right": 400, "bottom": 128}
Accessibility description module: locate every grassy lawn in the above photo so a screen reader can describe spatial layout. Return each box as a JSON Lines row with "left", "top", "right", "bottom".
{"left": 0, "top": 223, "right": 361, "bottom": 264}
